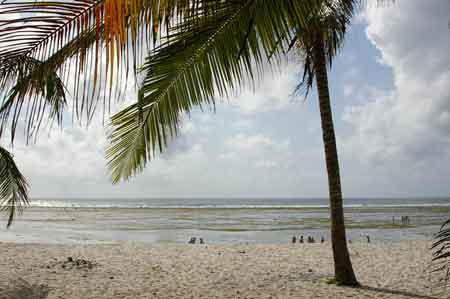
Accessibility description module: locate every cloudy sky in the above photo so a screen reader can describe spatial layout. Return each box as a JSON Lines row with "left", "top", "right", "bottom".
{"left": 10, "top": 1, "right": 450, "bottom": 199}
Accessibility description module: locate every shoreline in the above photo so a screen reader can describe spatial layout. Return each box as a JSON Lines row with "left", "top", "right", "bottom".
{"left": 0, "top": 225, "right": 441, "bottom": 245}
{"left": 0, "top": 240, "right": 438, "bottom": 299}
{"left": 20, "top": 205, "right": 450, "bottom": 211}
{"left": 1, "top": 204, "right": 446, "bottom": 245}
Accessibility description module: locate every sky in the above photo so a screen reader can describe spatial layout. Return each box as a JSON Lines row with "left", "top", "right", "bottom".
{"left": 9, "top": 1, "right": 450, "bottom": 199}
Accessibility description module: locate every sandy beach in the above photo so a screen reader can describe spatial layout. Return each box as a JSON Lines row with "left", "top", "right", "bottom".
{"left": 0, "top": 240, "right": 439, "bottom": 299}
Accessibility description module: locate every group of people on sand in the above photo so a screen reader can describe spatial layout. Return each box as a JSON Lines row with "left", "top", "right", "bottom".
{"left": 292, "top": 235, "right": 371, "bottom": 244}
{"left": 188, "top": 237, "right": 204, "bottom": 244}
{"left": 187, "top": 235, "right": 372, "bottom": 244}
{"left": 291, "top": 235, "right": 325, "bottom": 244}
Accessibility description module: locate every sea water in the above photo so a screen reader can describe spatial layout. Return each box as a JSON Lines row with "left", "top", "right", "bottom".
{"left": 1, "top": 197, "right": 449, "bottom": 244}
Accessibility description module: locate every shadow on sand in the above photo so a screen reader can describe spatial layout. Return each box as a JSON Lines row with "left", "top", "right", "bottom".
{"left": 361, "top": 285, "right": 439, "bottom": 299}
{"left": 0, "top": 279, "right": 49, "bottom": 299}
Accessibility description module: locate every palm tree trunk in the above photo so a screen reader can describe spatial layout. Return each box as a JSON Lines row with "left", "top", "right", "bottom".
{"left": 312, "top": 37, "right": 359, "bottom": 286}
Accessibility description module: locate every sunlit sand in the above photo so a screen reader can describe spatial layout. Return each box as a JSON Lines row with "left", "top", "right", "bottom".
{"left": 0, "top": 240, "right": 436, "bottom": 299}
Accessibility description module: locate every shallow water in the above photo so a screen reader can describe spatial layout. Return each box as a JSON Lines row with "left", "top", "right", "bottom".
{"left": 1, "top": 197, "right": 449, "bottom": 244}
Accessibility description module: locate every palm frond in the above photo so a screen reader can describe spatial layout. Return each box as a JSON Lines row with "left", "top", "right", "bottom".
{"left": 107, "top": 1, "right": 254, "bottom": 182}
{"left": 430, "top": 218, "right": 450, "bottom": 298}
{"left": 0, "top": 0, "right": 193, "bottom": 69}
{"left": 0, "top": 146, "right": 28, "bottom": 228}
{"left": 0, "top": 0, "right": 197, "bottom": 140}
{"left": 0, "top": 57, "right": 67, "bottom": 144}
{"left": 0, "top": 23, "right": 108, "bottom": 143}
{"left": 294, "top": 0, "right": 358, "bottom": 97}
{"left": 106, "top": 0, "right": 337, "bottom": 182}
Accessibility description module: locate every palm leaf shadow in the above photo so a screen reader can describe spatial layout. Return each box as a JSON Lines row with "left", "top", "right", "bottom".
{"left": 360, "top": 285, "right": 439, "bottom": 299}
{"left": 0, "top": 279, "right": 49, "bottom": 299}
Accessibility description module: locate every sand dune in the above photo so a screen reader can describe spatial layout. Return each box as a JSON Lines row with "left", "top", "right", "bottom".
{"left": 0, "top": 240, "right": 440, "bottom": 299}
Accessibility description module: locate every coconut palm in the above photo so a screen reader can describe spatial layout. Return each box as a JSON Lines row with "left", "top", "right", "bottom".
{"left": 106, "top": 0, "right": 359, "bottom": 285}
{"left": 292, "top": 5, "right": 359, "bottom": 285}
{"left": 0, "top": 0, "right": 363, "bottom": 285}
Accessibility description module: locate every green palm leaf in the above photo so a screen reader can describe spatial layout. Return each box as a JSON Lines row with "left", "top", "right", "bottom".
{"left": 0, "top": 146, "right": 28, "bottom": 228}
{"left": 0, "top": 57, "right": 67, "bottom": 143}
{"left": 0, "top": 24, "right": 109, "bottom": 143}
{"left": 106, "top": 0, "right": 342, "bottom": 182}
{"left": 430, "top": 219, "right": 450, "bottom": 298}
{"left": 106, "top": 0, "right": 348, "bottom": 183}
{"left": 294, "top": 0, "right": 357, "bottom": 96}
{"left": 0, "top": 0, "right": 200, "bottom": 138}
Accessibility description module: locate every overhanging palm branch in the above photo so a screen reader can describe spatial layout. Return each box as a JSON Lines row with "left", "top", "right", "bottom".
{"left": 0, "top": 146, "right": 28, "bottom": 228}
{"left": 0, "top": 56, "right": 67, "bottom": 143}
{"left": 0, "top": 0, "right": 193, "bottom": 69}
{"left": 106, "top": 0, "right": 341, "bottom": 183}
{"left": 430, "top": 219, "right": 450, "bottom": 298}
{"left": 0, "top": 0, "right": 200, "bottom": 141}
{"left": 0, "top": 23, "right": 107, "bottom": 143}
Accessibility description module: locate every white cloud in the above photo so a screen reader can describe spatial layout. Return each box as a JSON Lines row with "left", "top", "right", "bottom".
{"left": 225, "top": 132, "right": 290, "bottom": 152}
{"left": 225, "top": 133, "right": 274, "bottom": 151}
{"left": 231, "top": 119, "right": 254, "bottom": 130}
{"left": 228, "top": 62, "right": 301, "bottom": 114}
{"left": 220, "top": 133, "right": 292, "bottom": 174}
{"left": 255, "top": 159, "right": 278, "bottom": 169}
{"left": 218, "top": 152, "right": 239, "bottom": 161}
{"left": 343, "top": 84, "right": 355, "bottom": 97}
{"left": 180, "top": 121, "right": 196, "bottom": 134}
{"left": 342, "top": 1, "right": 450, "bottom": 165}
{"left": 14, "top": 122, "right": 105, "bottom": 178}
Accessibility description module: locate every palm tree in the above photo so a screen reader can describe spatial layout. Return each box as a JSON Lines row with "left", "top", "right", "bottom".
{"left": 293, "top": 5, "right": 358, "bottom": 285}
{"left": 0, "top": 0, "right": 363, "bottom": 285}
{"left": 106, "top": 0, "right": 359, "bottom": 285}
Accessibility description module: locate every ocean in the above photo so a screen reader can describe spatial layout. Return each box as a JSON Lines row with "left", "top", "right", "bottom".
{"left": 1, "top": 197, "right": 449, "bottom": 244}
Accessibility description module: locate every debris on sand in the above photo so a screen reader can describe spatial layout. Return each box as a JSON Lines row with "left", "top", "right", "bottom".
{"left": 46, "top": 257, "right": 97, "bottom": 271}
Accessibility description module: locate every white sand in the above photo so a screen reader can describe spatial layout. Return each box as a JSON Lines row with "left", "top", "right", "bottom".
{"left": 0, "top": 240, "right": 440, "bottom": 299}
